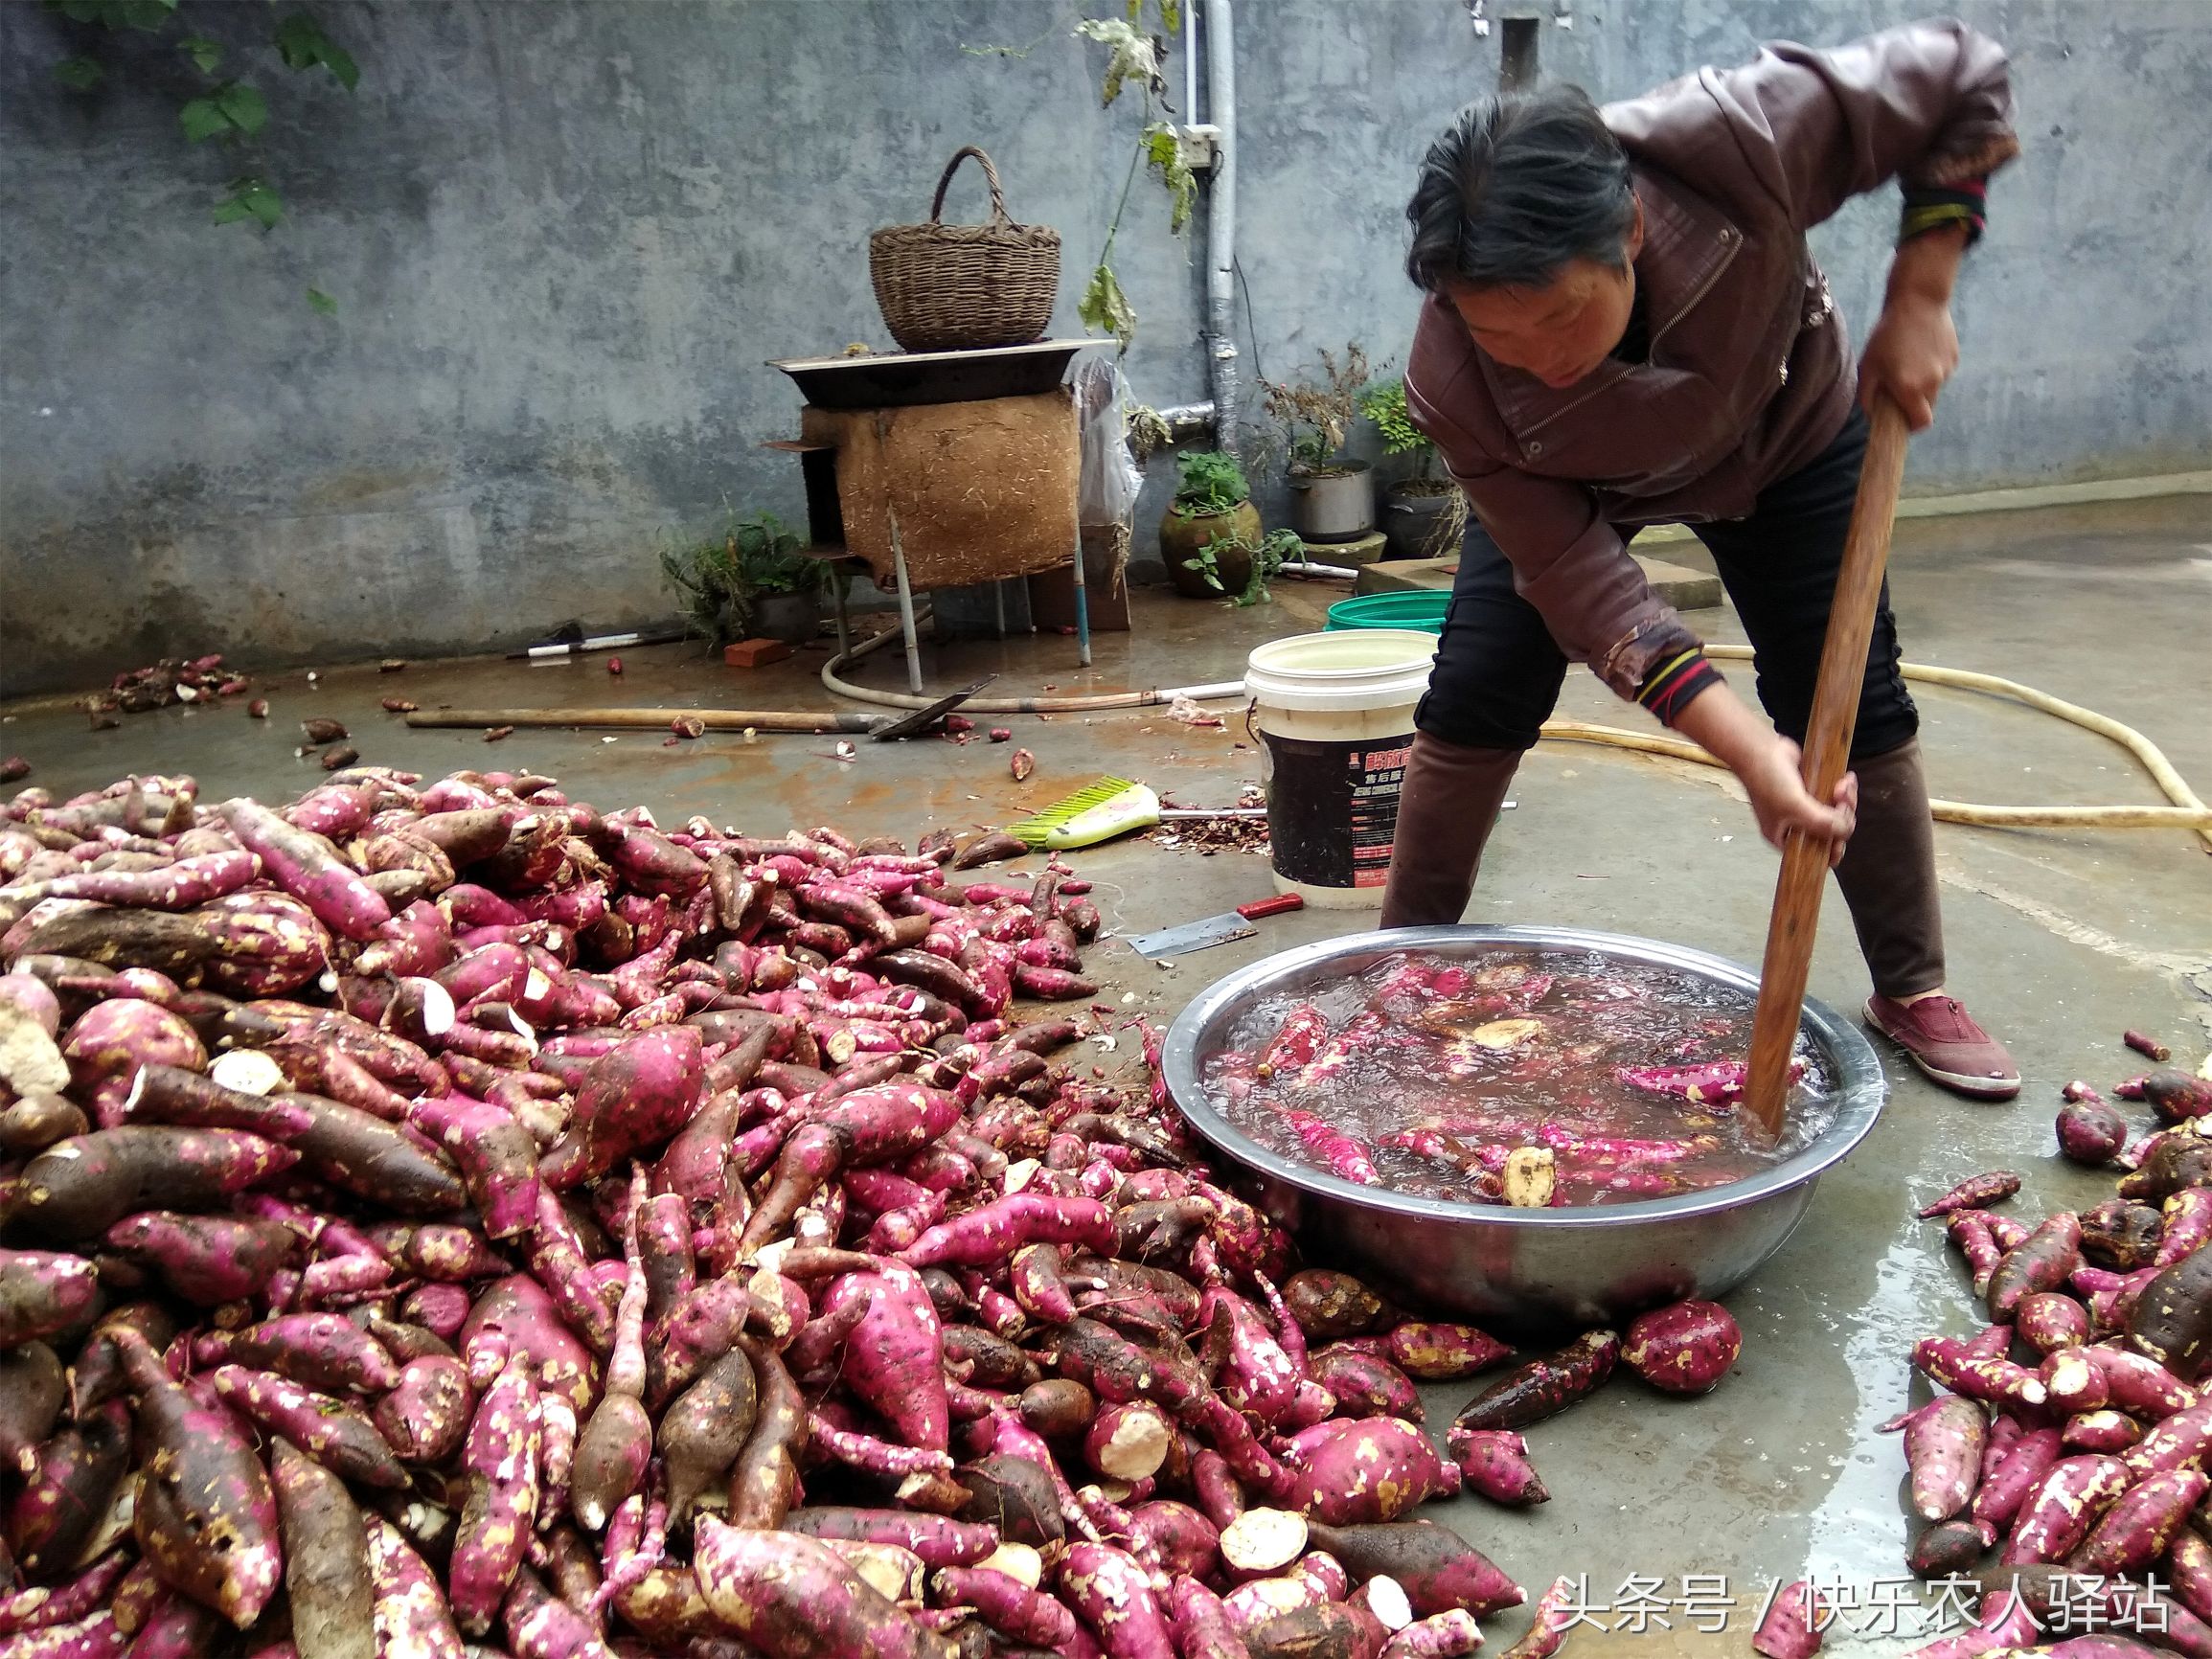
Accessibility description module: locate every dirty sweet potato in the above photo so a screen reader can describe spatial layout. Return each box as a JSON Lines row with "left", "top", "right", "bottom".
{"left": 373, "top": 1355, "right": 473, "bottom": 1465}
{"left": 270, "top": 1439, "right": 376, "bottom": 1659}
{"left": 2127, "top": 1243, "right": 2212, "bottom": 1377}
{"left": 115, "top": 1329, "right": 281, "bottom": 1627}
{"left": 0, "top": 1249, "right": 100, "bottom": 1348}
{"left": 694, "top": 1516, "right": 943, "bottom": 1659}
{"left": 10, "top": 1125, "right": 295, "bottom": 1241}
{"left": 2059, "top": 1098, "right": 2131, "bottom": 1166}
{"left": 1986, "top": 1212, "right": 2084, "bottom": 1319}
{"left": 1303, "top": 1521, "right": 1521, "bottom": 1620}
{"left": 1450, "top": 1329, "right": 1619, "bottom": 1432}
{"left": 1446, "top": 1427, "right": 1548, "bottom": 1507}
{"left": 1277, "top": 1418, "right": 1458, "bottom": 1526}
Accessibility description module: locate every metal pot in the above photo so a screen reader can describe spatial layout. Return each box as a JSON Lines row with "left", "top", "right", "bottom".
{"left": 1288, "top": 462, "right": 1375, "bottom": 543}
{"left": 1160, "top": 924, "right": 1886, "bottom": 1329}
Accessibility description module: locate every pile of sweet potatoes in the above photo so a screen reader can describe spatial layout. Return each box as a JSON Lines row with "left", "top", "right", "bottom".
{"left": 0, "top": 764, "right": 1654, "bottom": 1659}
{"left": 1881, "top": 1028, "right": 2212, "bottom": 1657}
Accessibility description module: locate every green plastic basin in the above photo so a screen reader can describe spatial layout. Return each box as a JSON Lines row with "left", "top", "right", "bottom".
{"left": 1325, "top": 591, "right": 1450, "bottom": 634}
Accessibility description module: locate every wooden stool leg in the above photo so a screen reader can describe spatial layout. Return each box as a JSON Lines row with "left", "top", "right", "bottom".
{"left": 830, "top": 567, "right": 853, "bottom": 658}
{"left": 888, "top": 511, "right": 924, "bottom": 695}
{"left": 993, "top": 580, "right": 1007, "bottom": 640}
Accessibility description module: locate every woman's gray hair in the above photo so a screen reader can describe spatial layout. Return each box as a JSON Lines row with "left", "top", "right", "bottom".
{"left": 1406, "top": 84, "right": 1636, "bottom": 292}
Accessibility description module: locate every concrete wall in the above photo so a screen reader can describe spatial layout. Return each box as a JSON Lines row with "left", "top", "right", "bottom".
{"left": 4, "top": 0, "right": 2206, "bottom": 694}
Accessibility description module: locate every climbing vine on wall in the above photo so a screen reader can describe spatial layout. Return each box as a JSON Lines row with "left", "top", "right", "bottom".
{"left": 43, "top": 0, "right": 360, "bottom": 309}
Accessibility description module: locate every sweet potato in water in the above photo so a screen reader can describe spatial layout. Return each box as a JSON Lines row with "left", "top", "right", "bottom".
{"left": 1620, "top": 1299, "right": 1741, "bottom": 1395}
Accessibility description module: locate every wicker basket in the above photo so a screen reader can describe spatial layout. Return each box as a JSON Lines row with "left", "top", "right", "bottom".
{"left": 869, "top": 147, "right": 1060, "bottom": 353}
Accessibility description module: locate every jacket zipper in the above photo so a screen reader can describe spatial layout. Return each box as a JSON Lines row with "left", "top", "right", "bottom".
{"left": 1648, "top": 227, "right": 1743, "bottom": 356}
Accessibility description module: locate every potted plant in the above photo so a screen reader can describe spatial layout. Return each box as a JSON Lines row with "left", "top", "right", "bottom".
{"left": 1263, "top": 345, "right": 1375, "bottom": 544}
{"left": 1358, "top": 376, "right": 1467, "bottom": 561}
{"left": 660, "top": 510, "right": 832, "bottom": 647}
{"left": 1159, "top": 450, "right": 1265, "bottom": 600}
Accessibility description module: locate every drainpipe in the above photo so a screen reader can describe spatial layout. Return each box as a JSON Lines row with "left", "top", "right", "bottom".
{"left": 1202, "top": 0, "right": 1239, "bottom": 461}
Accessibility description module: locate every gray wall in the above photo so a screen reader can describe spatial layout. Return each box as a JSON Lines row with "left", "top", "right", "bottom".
{"left": 4, "top": 0, "right": 2207, "bottom": 695}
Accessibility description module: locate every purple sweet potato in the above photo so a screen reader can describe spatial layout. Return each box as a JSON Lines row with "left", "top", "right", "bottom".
{"left": 270, "top": 1439, "right": 376, "bottom": 1659}
{"left": 500, "top": 1566, "right": 613, "bottom": 1659}
{"left": 0, "top": 1249, "right": 100, "bottom": 1347}
{"left": 3, "top": 894, "right": 330, "bottom": 996}
{"left": 2120, "top": 1398, "right": 2212, "bottom": 1478}
{"left": 1303, "top": 1521, "right": 1521, "bottom": 1620}
{"left": 114, "top": 1329, "right": 280, "bottom": 1627}
{"left": 402, "top": 1095, "right": 538, "bottom": 1240}
{"left": 1380, "top": 1610, "right": 1485, "bottom": 1659}
{"left": 1620, "top": 1299, "right": 1742, "bottom": 1395}
{"left": 1450, "top": 1329, "right": 1619, "bottom": 1431}
{"left": 1384, "top": 1321, "right": 1513, "bottom": 1382}
{"left": 287, "top": 1095, "right": 467, "bottom": 1216}
{"left": 449, "top": 1352, "right": 543, "bottom": 1636}
{"left": 103, "top": 1212, "right": 295, "bottom": 1305}
{"left": 365, "top": 1516, "right": 463, "bottom": 1659}
{"left": 1060, "top": 1540, "right": 1177, "bottom": 1659}
{"left": 7, "top": 1400, "right": 131, "bottom": 1579}
{"left": 11, "top": 1126, "right": 295, "bottom": 1241}
{"left": 932, "top": 1565, "right": 1079, "bottom": 1650}
{"left": 1970, "top": 1425, "right": 2062, "bottom": 1532}
{"left": 540, "top": 1027, "right": 705, "bottom": 1189}
{"left": 373, "top": 1356, "right": 473, "bottom": 1465}
{"left": 119, "top": 1063, "right": 312, "bottom": 1139}
{"left": 1918, "top": 1171, "right": 2021, "bottom": 1218}
{"left": 1446, "top": 1426, "right": 1548, "bottom": 1507}
{"left": 1987, "top": 1212, "right": 2084, "bottom": 1318}
{"left": 821, "top": 1263, "right": 949, "bottom": 1454}
{"left": 2062, "top": 1409, "right": 2141, "bottom": 1452}
{"left": 1245, "top": 1601, "right": 1390, "bottom": 1659}
{"left": 1999, "top": 1453, "right": 2131, "bottom": 1564}
{"left": 2128, "top": 1238, "right": 2212, "bottom": 1377}
{"left": 1277, "top": 1417, "right": 1458, "bottom": 1526}
{"left": 59, "top": 1000, "right": 206, "bottom": 1125}
{"left": 694, "top": 1516, "right": 942, "bottom": 1659}
{"left": 1902, "top": 1394, "right": 1986, "bottom": 1521}
{"left": 2058, "top": 1098, "right": 2131, "bottom": 1166}
{"left": 2015, "top": 1290, "right": 2091, "bottom": 1353}
{"left": 901, "top": 1192, "right": 1115, "bottom": 1269}
{"left": 2073, "top": 1466, "right": 2207, "bottom": 1574}
{"left": 216, "top": 1311, "right": 400, "bottom": 1396}
{"left": 2148, "top": 1069, "right": 2212, "bottom": 1125}
{"left": 217, "top": 797, "right": 391, "bottom": 941}
{"left": 211, "top": 1365, "right": 406, "bottom": 1489}
{"left": 1309, "top": 1345, "right": 1425, "bottom": 1422}
{"left": 1749, "top": 1580, "right": 1825, "bottom": 1659}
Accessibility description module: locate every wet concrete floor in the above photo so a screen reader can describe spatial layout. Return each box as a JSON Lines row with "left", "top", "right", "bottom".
{"left": 5, "top": 496, "right": 2209, "bottom": 1653}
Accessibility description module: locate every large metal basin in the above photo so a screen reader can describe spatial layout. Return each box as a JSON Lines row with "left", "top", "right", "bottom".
{"left": 1160, "top": 925, "right": 1887, "bottom": 1329}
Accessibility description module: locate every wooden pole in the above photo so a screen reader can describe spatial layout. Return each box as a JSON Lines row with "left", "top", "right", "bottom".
{"left": 405, "top": 707, "right": 882, "bottom": 734}
{"left": 1743, "top": 398, "right": 1912, "bottom": 1141}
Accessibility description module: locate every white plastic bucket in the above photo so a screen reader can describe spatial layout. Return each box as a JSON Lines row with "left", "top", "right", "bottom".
{"left": 1244, "top": 629, "right": 1436, "bottom": 907}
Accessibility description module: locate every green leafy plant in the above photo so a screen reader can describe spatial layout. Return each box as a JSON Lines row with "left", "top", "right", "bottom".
{"left": 1182, "top": 527, "right": 1301, "bottom": 607}
{"left": 1357, "top": 377, "right": 1435, "bottom": 477}
{"left": 1263, "top": 345, "right": 1370, "bottom": 474}
{"left": 1171, "top": 450, "right": 1250, "bottom": 518}
{"left": 42, "top": 0, "right": 359, "bottom": 307}
{"left": 659, "top": 511, "right": 832, "bottom": 648}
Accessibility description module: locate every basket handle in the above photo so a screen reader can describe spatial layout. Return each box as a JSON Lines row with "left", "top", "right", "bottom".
{"left": 928, "top": 146, "right": 1014, "bottom": 227}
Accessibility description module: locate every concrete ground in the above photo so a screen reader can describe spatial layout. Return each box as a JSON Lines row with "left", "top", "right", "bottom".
{"left": 5, "top": 497, "right": 2208, "bottom": 1653}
